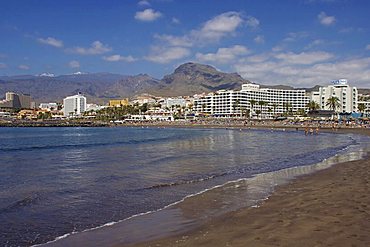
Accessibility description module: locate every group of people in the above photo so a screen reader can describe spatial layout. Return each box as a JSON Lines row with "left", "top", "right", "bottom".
{"left": 304, "top": 126, "right": 320, "bottom": 135}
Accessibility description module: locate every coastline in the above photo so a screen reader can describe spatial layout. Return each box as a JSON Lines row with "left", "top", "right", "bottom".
{"left": 124, "top": 128, "right": 370, "bottom": 247}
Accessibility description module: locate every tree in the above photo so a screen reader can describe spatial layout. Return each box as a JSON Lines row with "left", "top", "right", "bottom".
{"left": 297, "top": 108, "right": 306, "bottom": 116}
{"left": 306, "top": 100, "right": 320, "bottom": 111}
{"left": 233, "top": 99, "right": 240, "bottom": 117}
{"left": 255, "top": 110, "right": 261, "bottom": 119}
{"left": 271, "top": 103, "right": 278, "bottom": 117}
{"left": 326, "top": 97, "right": 341, "bottom": 112}
{"left": 139, "top": 103, "right": 148, "bottom": 114}
{"left": 267, "top": 107, "right": 272, "bottom": 118}
{"left": 358, "top": 103, "right": 365, "bottom": 113}
{"left": 283, "top": 102, "right": 292, "bottom": 116}
{"left": 202, "top": 103, "right": 206, "bottom": 113}
{"left": 249, "top": 99, "right": 256, "bottom": 110}
{"left": 249, "top": 99, "right": 257, "bottom": 118}
{"left": 258, "top": 101, "right": 267, "bottom": 119}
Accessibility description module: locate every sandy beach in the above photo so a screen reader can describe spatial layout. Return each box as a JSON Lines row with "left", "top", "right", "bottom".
{"left": 125, "top": 128, "right": 370, "bottom": 247}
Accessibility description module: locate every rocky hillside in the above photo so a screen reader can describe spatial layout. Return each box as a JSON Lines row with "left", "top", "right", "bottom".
{"left": 1, "top": 62, "right": 368, "bottom": 104}
{"left": 150, "top": 62, "right": 251, "bottom": 96}
{"left": 0, "top": 63, "right": 251, "bottom": 103}
{"left": 0, "top": 73, "right": 160, "bottom": 104}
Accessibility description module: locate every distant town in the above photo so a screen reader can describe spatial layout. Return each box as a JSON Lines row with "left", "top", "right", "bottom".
{"left": 0, "top": 79, "right": 369, "bottom": 126}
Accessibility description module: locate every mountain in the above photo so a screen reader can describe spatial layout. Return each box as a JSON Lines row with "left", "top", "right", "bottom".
{"left": 0, "top": 73, "right": 159, "bottom": 104}
{"left": 151, "top": 62, "right": 251, "bottom": 96}
{"left": 1, "top": 62, "right": 368, "bottom": 104}
{"left": 0, "top": 63, "right": 251, "bottom": 103}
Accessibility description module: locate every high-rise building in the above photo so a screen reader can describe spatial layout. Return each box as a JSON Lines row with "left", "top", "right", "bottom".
{"left": 194, "top": 84, "right": 310, "bottom": 118}
{"left": 310, "top": 79, "right": 357, "bottom": 113}
{"left": 63, "top": 93, "right": 87, "bottom": 117}
{"left": 0, "top": 92, "right": 32, "bottom": 109}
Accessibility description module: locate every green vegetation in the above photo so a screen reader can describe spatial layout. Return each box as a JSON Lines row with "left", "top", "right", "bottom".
{"left": 326, "top": 97, "right": 341, "bottom": 112}
{"left": 306, "top": 100, "right": 320, "bottom": 111}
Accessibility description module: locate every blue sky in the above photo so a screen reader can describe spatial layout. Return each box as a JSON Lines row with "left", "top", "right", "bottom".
{"left": 0, "top": 0, "right": 369, "bottom": 87}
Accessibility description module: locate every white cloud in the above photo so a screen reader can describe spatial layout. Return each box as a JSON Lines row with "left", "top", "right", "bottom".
{"left": 135, "top": 9, "right": 162, "bottom": 22}
{"left": 305, "top": 39, "right": 325, "bottom": 49}
{"left": 18, "top": 64, "right": 30, "bottom": 70}
{"left": 103, "top": 54, "right": 137, "bottom": 62}
{"left": 234, "top": 52, "right": 370, "bottom": 88}
{"left": 366, "top": 44, "right": 370, "bottom": 50}
{"left": 138, "top": 0, "right": 150, "bottom": 6}
{"left": 145, "top": 46, "right": 190, "bottom": 64}
{"left": 67, "top": 41, "right": 112, "bottom": 55}
{"left": 195, "top": 12, "right": 244, "bottom": 41}
{"left": 196, "top": 45, "right": 250, "bottom": 64}
{"left": 318, "top": 12, "right": 336, "bottom": 26}
{"left": 172, "top": 17, "right": 180, "bottom": 24}
{"left": 283, "top": 31, "right": 309, "bottom": 42}
{"left": 0, "top": 63, "right": 7, "bottom": 69}
{"left": 153, "top": 11, "right": 246, "bottom": 49}
{"left": 69, "top": 60, "right": 80, "bottom": 68}
{"left": 274, "top": 51, "right": 334, "bottom": 65}
{"left": 254, "top": 35, "right": 265, "bottom": 44}
{"left": 246, "top": 16, "right": 260, "bottom": 28}
{"left": 37, "top": 37, "right": 64, "bottom": 48}
{"left": 154, "top": 34, "right": 192, "bottom": 47}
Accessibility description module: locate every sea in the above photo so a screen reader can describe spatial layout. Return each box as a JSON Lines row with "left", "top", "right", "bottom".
{"left": 0, "top": 127, "right": 369, "bottom": 246}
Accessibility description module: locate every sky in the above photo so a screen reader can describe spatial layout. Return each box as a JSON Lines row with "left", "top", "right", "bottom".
{"left": 0, "top": 0, "right": 370, "bottom": 87}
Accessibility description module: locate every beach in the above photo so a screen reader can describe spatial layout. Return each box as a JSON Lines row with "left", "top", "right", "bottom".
{"left": 126, "top": 128, "right": 370, "bottom": 247}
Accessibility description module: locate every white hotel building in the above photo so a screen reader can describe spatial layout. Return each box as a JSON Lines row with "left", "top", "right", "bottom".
{"left": 63, "top": 93, "right": 87, "bottom": 117}
{"left": 310, "top": 79, "right": 358, "bottom": 113}
{"left": 194, "top": 84, "right": 310, "bottom": 118}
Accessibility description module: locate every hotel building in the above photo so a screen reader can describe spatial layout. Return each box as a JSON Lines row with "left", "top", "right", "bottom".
{"left": 194, "top": 84, "right": 310, "bottom": 118}
{"left": 310, "top": 79, "right": 357, "bottom": 113}
{"left": 0, "top": 92, "right": 32, "bottom": 109}
{"left": 63, "top": 93, "right": 87, "bottom": 117}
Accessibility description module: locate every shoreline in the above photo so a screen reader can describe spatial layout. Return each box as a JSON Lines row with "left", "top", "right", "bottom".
{"left": 123, "top": 128, "right": 370, "bottom": 247}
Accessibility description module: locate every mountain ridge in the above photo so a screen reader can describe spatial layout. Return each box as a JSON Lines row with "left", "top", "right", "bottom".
{"left": 0, "top": 63, "right": 368, "bottom": 103}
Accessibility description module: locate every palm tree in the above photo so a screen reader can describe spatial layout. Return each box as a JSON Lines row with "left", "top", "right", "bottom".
{"left": 201, "top": 103, "right": 206, "bottom": 113}
{"left": 358, "top": 103, "right": 365, "bottom": 114}
{"left": 306, "top": 100, "right": 320, "bottom": 111}
{"left": 249, "top": 99, "right": 257, "bottom": 118}
{"left": 283, "top": 102, "right": 292, "bottom": 116}
{"left": 258, "top": 101, "right": 267, "bottom": 119}
{"left": 267, "top": 107, "right": 272, "bottom": 118}
{"left": 255, "top": 110, "right": 261, "bottom": 119}
{"left": 233, "top": 99, "right": 240, "bottom": 117}
{"left": 249, "top": 99, "right": 256, "bottom": 110}
{"left": 271, "top": 103, "right": 278, "bottom": 117}
{"left": 326, "top": 97, "right": 341, "bottom": 112}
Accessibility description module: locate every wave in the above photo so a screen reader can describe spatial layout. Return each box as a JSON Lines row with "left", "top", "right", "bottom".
{"left": 135, "top": 142, "right": 354, "bottom": 192}
{"left": 0, "top": 135, "right": 175, "bottom": 153}
{"left": 142, "top": 172, "right": 229, "bottom": 190}
{"left": 0, "top": 194, "right": 41, "bottom": 214}
{"left": 34, "top": 137, "right": 360, "bottom": 247}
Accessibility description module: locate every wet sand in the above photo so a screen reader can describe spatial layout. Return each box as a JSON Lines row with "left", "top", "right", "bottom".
{"left": 126, "top": 129, "right": 370, "bottom": 247}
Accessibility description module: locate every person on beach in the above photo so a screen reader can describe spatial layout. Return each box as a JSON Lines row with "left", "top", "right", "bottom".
{"left": 315, "top": 127, "right": 319, "bottom": 135}
{"left": 309, "top": 128, "right": 314, "bottom": 135}
{"left": 304, "top": 126, "right": 308, "bottom": 136}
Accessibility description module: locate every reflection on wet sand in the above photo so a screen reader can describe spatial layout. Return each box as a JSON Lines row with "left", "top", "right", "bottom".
{"left": 46, "top": 143, "right": 367, "bottom": 247}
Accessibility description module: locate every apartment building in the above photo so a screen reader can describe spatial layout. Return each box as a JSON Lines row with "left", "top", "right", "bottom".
{"left": 310, "top": 79, "right": 357, "bottom": 113}
{"left": 63, "top": 93, "right": 87, "bottom": 117}
{"left": 0, "top": 92, "right": 32, "bottom": 109}
{"left": 194, "top": 84, "right": 310, "bottom": 119}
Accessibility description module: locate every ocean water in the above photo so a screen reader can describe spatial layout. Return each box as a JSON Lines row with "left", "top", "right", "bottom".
{"left": 0, "top": 127, "right": 365, "bottom": 246}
